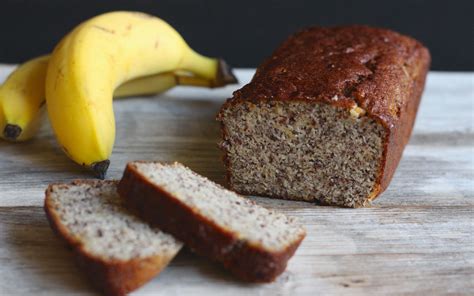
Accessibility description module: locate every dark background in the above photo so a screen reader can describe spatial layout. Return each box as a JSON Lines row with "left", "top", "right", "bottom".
{"left": 1, "top": 0, "right": 473, "bottom": 70}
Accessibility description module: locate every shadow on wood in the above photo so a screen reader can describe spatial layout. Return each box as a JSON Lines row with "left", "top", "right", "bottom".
{"left": 3, "top": 207, "right": 96, "bottom": 294}
{"left": 0, "top": 128, "right": 93, "bottom": 180}
{"left": 111, "top": 94, "right": 228, "bottom": 185}
{"left": 168, "top": 248, "right": 256, "bottom": 285}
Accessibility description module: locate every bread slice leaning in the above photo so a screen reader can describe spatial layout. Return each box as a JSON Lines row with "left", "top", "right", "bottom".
{"left": 118, "top": 161, "right": 306, "bottom": 282}
{"left": 44, "top": 180, "right": 182, "bottom": 296}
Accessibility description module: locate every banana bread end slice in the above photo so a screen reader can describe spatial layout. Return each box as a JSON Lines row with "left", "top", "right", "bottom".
{"left": 45, "top": 180, "right": 182, "bottom": 296}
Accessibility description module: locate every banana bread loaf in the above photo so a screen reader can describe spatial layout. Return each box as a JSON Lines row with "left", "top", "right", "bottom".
{"left": 217, "top": 25, "right": 430, "bottom": 207}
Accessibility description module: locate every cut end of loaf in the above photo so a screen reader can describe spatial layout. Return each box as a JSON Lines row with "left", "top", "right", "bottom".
{"left": 219, "top": 100, "right": 386, "bottom": 208}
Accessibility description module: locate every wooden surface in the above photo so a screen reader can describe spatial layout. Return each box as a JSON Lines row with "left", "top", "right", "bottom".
{"left": 0, "top": 67, "right": 472, "bottom": 295}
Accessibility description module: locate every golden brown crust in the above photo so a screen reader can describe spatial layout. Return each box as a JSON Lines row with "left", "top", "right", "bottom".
{"left": 117, "top": 163, "right": 305, "bottom": 282}
{"left": 44, "top": 180, "right": 173, "bottom": 296}
{"left": 217, "top": 25, "right": 431, "bottom": 205}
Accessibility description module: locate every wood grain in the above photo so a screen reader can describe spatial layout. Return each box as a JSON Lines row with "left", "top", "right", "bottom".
{"left": 0, "top": 68, "right": 472, "bottom": 295}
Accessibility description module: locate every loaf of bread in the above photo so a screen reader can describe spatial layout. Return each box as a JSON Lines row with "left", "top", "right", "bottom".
{"left": 118, "top": 161, "right": 306, "bottom": 282}
{"left": 217, "top": 25, "right": 430, "bottom": 207}
{"left": 44, "top": 180, "right": 182, "bottom": 296}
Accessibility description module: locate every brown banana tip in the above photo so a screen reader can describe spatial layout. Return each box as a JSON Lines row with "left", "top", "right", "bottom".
{"left": 3, "top": 124, "right": 22, "bottom": 140}
{"left": 91, "top": 160, "right": 110, "bottom": 179}
{"left": 216, "top": 58, "right": 239, "bottom": 86}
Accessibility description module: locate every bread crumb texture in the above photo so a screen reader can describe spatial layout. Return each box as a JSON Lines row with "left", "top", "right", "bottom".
{"left": 132, "top": 162, "right": 306, "bottom": 252}
{"left": 220, "top": 101, "right": 385, "bottom": 208}
{"left": 47, "top": 181, "right": 182, "bottom": 260}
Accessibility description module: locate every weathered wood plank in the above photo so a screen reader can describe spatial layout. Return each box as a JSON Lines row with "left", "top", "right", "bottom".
{"left": 0, "top": 68, "right": 472, "bottom": 295}
{"left": 0, "top": 206, "right": 472, "bottom": 295}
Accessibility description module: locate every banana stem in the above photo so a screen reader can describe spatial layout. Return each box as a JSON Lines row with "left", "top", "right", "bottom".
{"left": 180, "top": 49, "right": 218, "bottom": 80}
{"left": 179, "top": 49, "right": 238, "bottom": 86}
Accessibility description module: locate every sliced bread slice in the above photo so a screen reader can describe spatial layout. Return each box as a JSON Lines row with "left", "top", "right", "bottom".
{"left": 118, "top": 162, "right": 306, "bottom": 282}
{"left": 44, "top": 180, "right": 183, "bottom": 296}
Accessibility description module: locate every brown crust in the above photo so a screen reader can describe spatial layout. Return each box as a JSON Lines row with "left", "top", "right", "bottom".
{"left": 44, "top": 180, "right": 175, "bottom": 296}
{"left": 217, "top": 25, "right": 431, "bottom": 206}
{"left": 117, "top": 162, "right": 305, "bottom": 282}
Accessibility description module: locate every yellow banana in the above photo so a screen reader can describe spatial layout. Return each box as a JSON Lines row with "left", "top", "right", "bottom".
{"left": 0, "top": 56, "right": 49, "bottom": 141}
{"left": 114, "top": 70, "right": 225, "bottom": 97}
{"left": 0, "top": 56, "right": 231, "bottom": 142}
{"left": 46, "top": 11, "right": 236, "bottom": 178}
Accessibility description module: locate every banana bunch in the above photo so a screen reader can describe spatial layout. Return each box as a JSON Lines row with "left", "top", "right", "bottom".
{"left": 0, "top": 11, "right": 237, "bottom": 178}
{"left": 0, "top": 56, "right": 231, "bottom": 141}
